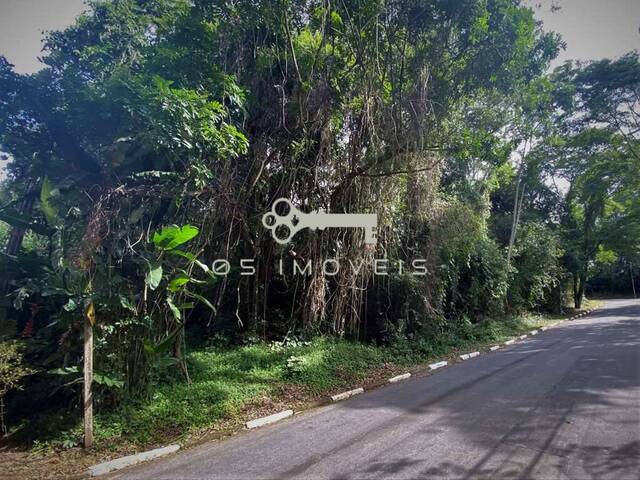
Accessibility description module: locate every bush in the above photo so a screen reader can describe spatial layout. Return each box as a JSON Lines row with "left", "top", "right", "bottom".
{"left": 508, "top": 222, "right": 564, "bottom": 311}
{"left": 0, "top": 340, "right": 33, "bottom": 434}
{"left": 444, "top": 237, "right": 509, "bottom": 321}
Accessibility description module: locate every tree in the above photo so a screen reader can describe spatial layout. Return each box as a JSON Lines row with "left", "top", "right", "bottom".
{"left": 0, "top": 0, "right": 562, "bottom": 428}
{"left": 549, "top": 54, "right": 640, "bottom": 308}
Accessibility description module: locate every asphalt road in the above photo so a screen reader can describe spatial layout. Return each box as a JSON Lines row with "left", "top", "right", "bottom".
{"left": 116, "top": 299, "right": 640, "bottom": 479}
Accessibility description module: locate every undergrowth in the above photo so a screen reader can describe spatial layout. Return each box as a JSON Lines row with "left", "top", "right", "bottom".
{"left": 20, "top": 305, "right": 598, "bottom": 451}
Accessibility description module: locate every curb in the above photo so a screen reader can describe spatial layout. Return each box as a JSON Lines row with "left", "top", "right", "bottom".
{"left": 568, "top": 306, "right": 596, "bottom": 321}
{"left": 388, "top": 373, "right": 411, "bottom": 383}
{"left": 246, "top": 409, "right": 293, "bottom": 429}
{"left": 428, "top": 360, "right": 448, "bottom": 370}
{"left": 459, "top": 351, "right": 480, "bottom": 361}
{"left": 86, "top": 304, "right": 603, "bottom": 476}
{"left": 88, "top": 444, "right": 180, "bottom": 477}
{"left": 331, "top": 387, "right": 364, "bottom": 402}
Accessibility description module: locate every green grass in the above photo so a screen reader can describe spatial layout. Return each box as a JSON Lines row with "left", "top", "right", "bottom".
{"left": 34, "top": 304, "right": 599, "bottom": 450}
{"left": 90, "top": 338, "right": 391, "bottom": 446}
{"left": 91, "top": 313, "right": 554, "bottom": 446}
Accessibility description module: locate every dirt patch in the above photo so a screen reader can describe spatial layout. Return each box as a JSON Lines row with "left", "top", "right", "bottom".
{"left": 1, "top": 447, "right": 108, "bottom": 480}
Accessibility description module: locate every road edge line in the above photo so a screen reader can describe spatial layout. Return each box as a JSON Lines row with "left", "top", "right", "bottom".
{"left": 246, "top": 409, "right": 294, "bottom": 429}
{"left": 87, "top": 444, "right": 180, "bottom": 477}
{"left": 388, "top": 373, "right": 411, "bottom": 383}
{"left": 331, "top": 387, "right": 364, "bottom": 402}
{"left": 428, "top": 360, "right": 448, "bottom": 370}
{"left": 459, "top": 351, "right": 480, "bottom": 361}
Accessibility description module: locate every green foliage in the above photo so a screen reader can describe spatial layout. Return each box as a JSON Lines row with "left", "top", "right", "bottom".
{"left": 0, "top": 209, "right": 53, "bottom": 236}
{"left": 70, "top": 338, "right": 390, "bottom": 445}
{"left": 49, "top": 313, "right": 553, "bottom": 447}
{"left": 458, "top": 238, "right": 510, "bottom": 319}
{"left": 49, "top": 365, "right": 124, "bottom": 390}
{"left": 547, "top": 54, "right": 640, "bottom": 307}
{"left": 0, "top": 340, "right": 34, "bottom": 433}
{"left": 0, "top": 220, "right": 7, "bottom": 250}
{"left": 152, "top": 225, "right": 199, "bottom": 251}
{"left": 284, "top": 355, "right": 307, "bottom": 377}
{"left": 1, "top": 0, "right": 635, "bottom": 452}
{"left": 0, "top": 340, "right": 32, "bottom": 398}
{"left": 39, "top": 177, "right": 59, "bottom": 227}
{"left": 508, "top": 222, "right": 564, "bottom": 311}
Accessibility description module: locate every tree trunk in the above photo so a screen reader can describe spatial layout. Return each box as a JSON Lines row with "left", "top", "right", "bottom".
{"left": 0, "top": 396, "right": 5, "bottom": 436}
{"left": 174, "top": 329, "right": 191, "bottom": 384}
{"left": 507, "top": 150, "right": 528, "bottom": 266}
{"left": 574, "top": 273, "right": 586, "bottom": 309}
{"left": 506, "top": 176, "right": 522, "bottom": 266}
{"left": 83, "top": 315, "right": 93, "bottom": 448}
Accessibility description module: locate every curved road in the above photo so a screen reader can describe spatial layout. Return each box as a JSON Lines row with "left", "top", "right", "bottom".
{"left": 116, "top": 299, "right": 640, "bottom": 479}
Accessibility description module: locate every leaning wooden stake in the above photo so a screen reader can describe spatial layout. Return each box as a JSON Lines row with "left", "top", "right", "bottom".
{"left": 84, "top": 301, "right": 95, "bottom": 449}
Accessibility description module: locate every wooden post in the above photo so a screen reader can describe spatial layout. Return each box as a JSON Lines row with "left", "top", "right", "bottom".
{"left": 83, "top": 303, "right": 94, "bottom": 448}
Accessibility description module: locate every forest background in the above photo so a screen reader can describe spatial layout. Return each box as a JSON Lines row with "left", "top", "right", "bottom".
{"left": 0, "top": 0, "right": 638, "bottom": 457}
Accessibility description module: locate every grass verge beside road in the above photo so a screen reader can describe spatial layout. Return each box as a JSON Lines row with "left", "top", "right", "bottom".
{"left": 1, "top": 300, "right": 600, "bottom": 479}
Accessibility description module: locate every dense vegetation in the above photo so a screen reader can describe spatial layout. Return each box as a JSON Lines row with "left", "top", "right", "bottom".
{"left": 0, "top": 0, "right": 638, "bottom": 450}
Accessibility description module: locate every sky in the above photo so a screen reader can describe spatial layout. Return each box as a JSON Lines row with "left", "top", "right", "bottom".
{"left": 0, "top": 0, "right": 638, "bottom": 74}
{"left": 529, "top": 0, "right": 640, "bottom": 68}
{"left": 0, "top": 0, "right": 640, "bottom": 73}
{"left": 0, "top": 0, "right": 87, "bottom": 74}
{"left": 0, "top": 0, "right": 639, "bottom": 178}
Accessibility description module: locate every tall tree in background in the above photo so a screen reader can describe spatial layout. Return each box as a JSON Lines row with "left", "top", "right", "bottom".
{"left": 504, "top": 78, "right": 558, "bottom": 266}
{"left": 3, "top": 0, "right": 640, "bottom": 448}
{"left": 551, "top": 54, "right": 640, "bottom": 307}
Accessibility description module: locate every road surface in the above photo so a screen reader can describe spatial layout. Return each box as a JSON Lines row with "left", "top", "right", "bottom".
{"left": 115, "top": 299, "right": 640, "bottom": 479}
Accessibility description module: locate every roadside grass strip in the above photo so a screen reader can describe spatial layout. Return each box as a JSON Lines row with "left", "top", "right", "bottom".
{"left": 331, "top": 387, "right": 364, "bottom": 402}
{"left": 88, "top": 445, "right": 180, "bottom": 477}
{"left": 246, "top": 409, "right": 293, "bottom": 429}
{"left": 388, "top": 373, "right": 411, "bottom": 383}
{"left": 95, "top": 308, "right": 599, "bottom": 473}
{"left": 87, "top": 306, "right": 600, "bottom": 477}
{"left": 459, "top": 351, "right": 480, "bottom": 361}
{"left": 428, "top": 360, "right": 448, "bottom": 370}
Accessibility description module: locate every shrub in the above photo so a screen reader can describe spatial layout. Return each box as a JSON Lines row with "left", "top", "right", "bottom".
{"left": 508, "top": 222, "right": 564, "bottom": 311}
{"left": 0, "top": 340, "right": 33, "bottom": 434}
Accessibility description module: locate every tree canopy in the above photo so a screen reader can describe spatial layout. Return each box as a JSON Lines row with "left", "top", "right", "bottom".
{"left": 0, "top": 0, "right": 637, "bottom": 451}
